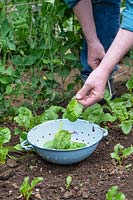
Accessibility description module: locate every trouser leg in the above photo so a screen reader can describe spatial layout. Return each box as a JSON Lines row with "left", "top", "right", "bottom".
{"left": 80, "top": 0, "right": 121, "bottom": 82}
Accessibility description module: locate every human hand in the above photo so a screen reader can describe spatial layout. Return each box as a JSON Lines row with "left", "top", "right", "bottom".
{"left": 76, "top": 67, "right": 109, "bottom": 107}
{"left": 87, "top": 39, "right": 105, "bottom": 69}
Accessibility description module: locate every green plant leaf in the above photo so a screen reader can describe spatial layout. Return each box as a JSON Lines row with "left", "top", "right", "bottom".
{"left": 20, "top": 176, "right": 43, "bottom": 200}
{"left": 1, "top": 19, "right": 11, "bottom": 38}
{"left": 106, "top": 186, "right": 119, "bottom": 199}
{"left": 126, "top": 75, "right": 133, "bottom": 90}
{"left": 115, "top": 192, "right": 125, "bottom": 200}
{"left": 0, "top": 127, "right": 11, "bottom": 147}
{"left": 50, "top": 130, "right": 71, "bottom": 149}
{"left": 63, "top": 53, "right": 77, "bottom": 61}
{"left": 114, "top": 143, "right": 124, "bottom": 153}
{"left": 66, "top": 98, "right": 84, "bottom": 122}
{"left": 110, "top": 144, "right": 124, "bottom": 164}
{"left": 43, "top": 128, "right": 86, "bottom": 150}
{"left": 30, "top": 177, "right": 43, "bottom": 191}
{"left": 14, "top": 107, "right": 33, "bottom": 130}
{"left": 110, "top": 152, "right": 120, "bottom": 162}
{"left": 5, "top": 38, "right": 16, "bottom": 50}
{"left": 19, "top": 176, "right": 31, "bottom": 199}
{"left": 106, "top": 186, "right": 125, "bottom": 200}
{"left": 5, "top": 85, "right": 13, "bottom": 94}
{"left": 11, "top": 55, "right": 23, "bottom": 66}
{"left": 46, "top": 72, "right": 54, "bottom": 81}
{"left": 122, "top": 146, "right": 133, "bottom": 159}
{"left": 101, "top": 113, "right": 116, "bottom": 122}
{"left": 13, "top": 144, "right": 23, "bottom": 151}
{"left": 66, "top": 175, "right": 72, "bottom": 190}
{"left": 59, "top": 68, "right": 70, "bottom": 78}
{"left": 120, "top": 121, "right": 132, "bottom": 135}
{"left": 0, "top": 147, "right": 8, "bottom": 164}
{"left": 23, "top": 55, "right": 37, "bottom": 66}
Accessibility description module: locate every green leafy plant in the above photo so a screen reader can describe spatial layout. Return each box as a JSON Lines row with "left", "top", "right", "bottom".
{"left": 104, "top": 86, "right": 133, "bottom": 135}
{"left": 0, "top": 126, "right": 24, "bottom": 163}
{"left": 64, "top": 98, "right": 84, "bottom": 122}
{"left": 0, "top": 127, "right": 11, "bottom": 164}
{"left": 126, "top": 75, "right": 133, "bottom": 105}
{"left": 106, "top": 186, "right": 126, "bottom": 200}
{"left": 65, "top": 175, "right": 73, "bottom": 190}
{"left": 82, "top": 103, "right": 116, "bottom": 124}
{"left": 110, "top": 143, "right": 133, "bottom": 165}
{"left": 19, "top": 176, "right": 43, "bottom": 200}
{"left": 0, "top": 0, "right": 82, "bottom": 115}
{"left": 43, "top": 124, "right": 86, "bottom": 150}
{"left": 0, "top": 62, "right": 22, "bottom": 117}
{"left": 109, "top": 101, "right": 133, "bottom": 134}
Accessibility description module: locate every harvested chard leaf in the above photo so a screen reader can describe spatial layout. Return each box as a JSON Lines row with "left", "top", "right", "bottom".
{"left": 43, "top": 129, "right": 86, "bottom": 150}
{"left": 66, "top": 99, "right": 84, "bottom": 122}
{"left": 70, "top": 141, "right": 86, "bottom": 149}
{"left": 43, "top": 140, "right": 54, "bottom": 149}
{"left": 44, "top": 130, "right": 71, "bottom": 150}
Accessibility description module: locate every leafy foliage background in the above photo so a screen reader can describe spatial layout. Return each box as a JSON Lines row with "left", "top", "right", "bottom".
{"left": 0, "top": 0, "right": 82, "bottom": 116}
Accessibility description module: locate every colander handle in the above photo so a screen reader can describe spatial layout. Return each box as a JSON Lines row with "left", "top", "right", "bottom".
{"left": 101, "top": 128, "right": 108, "bottom": 137}
{"left": 21, "top": 140, "right": 34, "bottom": 151}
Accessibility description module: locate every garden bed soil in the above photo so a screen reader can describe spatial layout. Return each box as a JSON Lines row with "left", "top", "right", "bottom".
{"left": 0, "top": 81, "right": 133, "bottom": 200}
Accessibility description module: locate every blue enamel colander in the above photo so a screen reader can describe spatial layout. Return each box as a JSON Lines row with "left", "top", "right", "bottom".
{"left": 21, "top": 119, "right": 108, "bottom": 165}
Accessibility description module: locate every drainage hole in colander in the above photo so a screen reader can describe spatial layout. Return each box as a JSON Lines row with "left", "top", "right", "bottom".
{"left": 73, "top": 130, "right": 76, "bottom": 133}
{"left": 48, "top": 133, "right": 51, "bottom": 136}
{"left": 76, "top": 138, "right": 78, "bottom": 140}
{"left": 88, "top": 134, "right": 90, "bottom": 136}
{"left": 93, "top": 137, "right": 95, "bottom": 139}
{"left": 82, "top": 140, "right": 85, "bottom": 142}
{"left": 81, "top": 131, "right": 84, "bottom": 134}
{"left": 37, "top": 139, "right": 39, "bottom": 142}
{"left": 42, "top": 136, "right": 45, "bottom": 138}
{"left": 92, "top": 126, "right": 95, "bottom": 132}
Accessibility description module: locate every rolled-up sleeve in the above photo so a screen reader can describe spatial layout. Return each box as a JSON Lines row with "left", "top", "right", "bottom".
{"left": 64, "top": 0, "right": 80, "bottom": 8}
{"left": 121, "top": 0, "right": 133, "bottom": 31}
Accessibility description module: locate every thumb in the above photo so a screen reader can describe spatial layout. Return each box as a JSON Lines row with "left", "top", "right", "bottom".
{"left": 76, "top": 83, "right": 92, "bottom": 100}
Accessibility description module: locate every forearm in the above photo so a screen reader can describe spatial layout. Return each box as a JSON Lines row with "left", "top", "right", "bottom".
{"left": 99, "top": 28, "right": 133, "bottom": 76}
{"left": 73, "top": 0, "right": 97, "bottom": 43}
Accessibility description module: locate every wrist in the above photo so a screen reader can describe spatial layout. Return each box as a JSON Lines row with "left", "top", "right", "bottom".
{"left": 86, "top": 35, "right": 98, "bottom": 44}
{"left": 98, "top": 65, "right": 112, "bottom": 78}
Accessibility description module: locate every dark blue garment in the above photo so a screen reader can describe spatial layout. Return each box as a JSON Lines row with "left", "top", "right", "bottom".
{"left": 80, "top": 0, "right": 121, "bottom": 80}
{"left": 64, "top": 0, "right": 80, "bottom": 8}
{"left": 64, "top": 0, "right": 121, "bottom": 79}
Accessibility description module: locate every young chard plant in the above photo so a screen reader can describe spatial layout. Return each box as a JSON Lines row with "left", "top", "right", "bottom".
{"left": 65, "top": 175, "right": 73, "bottom": 190}
{"left": 19, "top": 176, "right": 43, "bottom": 200}
{"left": 82, "top": 103, "right": 116, "bottom": 125}
{"left": 0, "top": 127, "right": 21, "bottom": 163}
{"left": 108, "top": 101, "right": 133, "bottom": 134}
{"left": 0, "top": 127, "right": 11, "bottom": 164}
{"left": 110, "top": 143, "right": 133, "bottom": 166}
{"left": 106, "top": 186, "right": 126, "bottom": 200}
{"left": 104, "top": 86, "right": 133, "bottom": 135}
